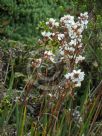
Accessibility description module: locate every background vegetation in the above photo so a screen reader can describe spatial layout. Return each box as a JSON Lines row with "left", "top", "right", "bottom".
{"left": 0, "top": 0, "right": 102, "bottom": 135}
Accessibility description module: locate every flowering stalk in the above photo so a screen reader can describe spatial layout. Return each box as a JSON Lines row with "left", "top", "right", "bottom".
{"left": 30, "top": 12, "right": 88, "bottom": 131}
{"left": 36, "top": 12, "right": 88, "bottom": 92}
{"left": 31, "top": 13, "right": 89, "bottom": 132}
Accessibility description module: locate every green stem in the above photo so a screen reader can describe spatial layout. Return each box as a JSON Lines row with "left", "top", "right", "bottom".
{"left": 20, "top": 106, "right": 27, "bottom": 136}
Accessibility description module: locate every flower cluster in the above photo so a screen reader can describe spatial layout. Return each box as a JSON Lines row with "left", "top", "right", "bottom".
{"left": 59, "top": 12, "right": 88, "bottom": 59}
{"left": 72, "top": 107, "right": 83, "bottom": 126}
{"left": 38, "top": 12, "right": 88, "bottom": 89}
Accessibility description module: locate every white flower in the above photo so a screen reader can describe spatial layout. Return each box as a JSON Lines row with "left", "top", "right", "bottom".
{"left": 71, "top": 69, "right": 85, "bottom": 82}
{"left": 57, "top": 33, "right": 65, "bottom": 41}
{"left": 60, "top": 15, "right": 74, "bottom": 25}
{"left": 46, "top": 18, "right": 59, "bottom": 27}
{"left": 68, "top": 47, "right": 75, "bottom": 52}
{"left": 59, "top": 49, "right": 64, "bottom": 56}
{"left": 78, "top": 43, "right": 83, "bottom": 48}
{"left": 44, "top": 51, "right": 56, "bottom": 63}
{"left": 41, "top": 31, "right": 52, "bottom": 38}
{"left": 69, "top": 39, "right": 77, "bottom": 46}
{"left": 65, "top": 73, "right": 72, "bottom": 79}
{"left": 50, "top": 57, "right": 56, "bottom": 63}
{"left": 80, "top": 12, "right": 88, "bottom": 18}
{"left": 75, "top": 55, "right": 85, "bottom": 64}
{"left": 65, "top": 46, "right": 75, "bottom": 52}
{"left": 55, "top": 22, "right": 59, "bottom": 27}
{"left": 65, "top": 69, "right": 85, "bottom": 87}
{"left": 46, "top": 18, "right": 55, "bottom": 25}
{"left": 32, "top": 58, "right": 42, "bottom": 68}
{"left": 77, "top": 28, "right": 83, "bottom": 34}
{"left": 49, "top": 18, "right": 55, "bottom": 22}
{"left": 44, "top": 51, "right": 54, "bottom": 56}
{"left": 72, "top": 24, "right": 78, "bottom": 29}
{"left": 81, "top": 20, "right": 88, "bottom": 27}
{"left": 78, "top": 12, "right": 88, "bottom": 28}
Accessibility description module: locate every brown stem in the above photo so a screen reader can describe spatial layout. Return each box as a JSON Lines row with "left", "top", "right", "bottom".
{"left": 87, "top": 98, "right": 102, "bottom": 136}
{"left": 48, "top": 89, "right": 67, "bottom": 134}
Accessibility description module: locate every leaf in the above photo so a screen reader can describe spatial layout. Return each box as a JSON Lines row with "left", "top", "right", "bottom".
{"left": 14, "top": 72, "right": 25, "bottom": 78}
